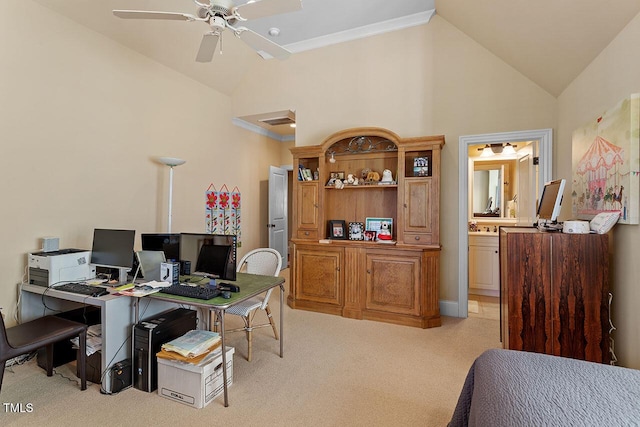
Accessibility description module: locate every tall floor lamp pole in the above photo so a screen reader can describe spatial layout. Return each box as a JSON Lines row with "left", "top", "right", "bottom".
{"left": 158, "top": 157, "right": 186, "bottom": 234}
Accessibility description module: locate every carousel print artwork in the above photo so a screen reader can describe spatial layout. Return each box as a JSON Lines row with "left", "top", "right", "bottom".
{"left": 571, "top": 93, "right": 640, "bottom": 224}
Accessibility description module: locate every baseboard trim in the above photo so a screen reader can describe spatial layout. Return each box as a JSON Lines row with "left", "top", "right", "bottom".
{"left": 439, "top": 299, "right": 462, "bottom": 318}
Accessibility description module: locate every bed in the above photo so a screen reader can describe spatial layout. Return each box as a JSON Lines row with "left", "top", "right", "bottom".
{"left": 448, "top": 349, "right": 640, "bottom": 426}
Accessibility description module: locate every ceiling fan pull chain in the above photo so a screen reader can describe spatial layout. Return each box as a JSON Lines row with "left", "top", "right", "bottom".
{"left": 220, "top": 32, "right": 223, "bottom": 55}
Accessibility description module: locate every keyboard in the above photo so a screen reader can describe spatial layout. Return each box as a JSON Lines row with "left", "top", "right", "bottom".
{"left": 160, "top": 284, "right": 221, "bottom": 300}
{"left": 54, "top": 282, "right": 109, "bottom": 297}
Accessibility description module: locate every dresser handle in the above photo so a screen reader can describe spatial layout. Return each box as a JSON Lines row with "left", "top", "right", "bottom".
{"left": 415, "top": 236, "right": 420, "bottom": 241}
{"left": 304, "top": 231, "right": 309, "bottom": 236}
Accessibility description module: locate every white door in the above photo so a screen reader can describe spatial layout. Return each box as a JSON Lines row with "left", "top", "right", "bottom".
{"left": 268, "top": 166, "right": 288, "bottom": 266}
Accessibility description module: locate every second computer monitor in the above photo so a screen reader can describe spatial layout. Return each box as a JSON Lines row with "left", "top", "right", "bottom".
{"left": 180, "top": 233, "right": 237, "bottom": 281}
{"left": 140, "top": 233, "right": 181, "bottom": 262}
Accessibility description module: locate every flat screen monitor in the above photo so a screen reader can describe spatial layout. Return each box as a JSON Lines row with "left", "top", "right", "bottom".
{"left": 140, "top": 233, "right": 181, "bottom": 261}
{"left": 180, "top": 233, "right": 237, "bottom": 281}
{"left": 536, "top": 179, "right": 566, "bottom": 223}
{"left": 90, "top": 228, "right": 135, "bottom": 283}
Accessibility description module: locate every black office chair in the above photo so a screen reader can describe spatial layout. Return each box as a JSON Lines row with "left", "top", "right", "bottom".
{"left": 0, "top": 311, "right": 88, "bottom": 392}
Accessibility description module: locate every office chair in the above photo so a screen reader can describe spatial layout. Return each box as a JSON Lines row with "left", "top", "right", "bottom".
{"left": 0, "top": 311, "right": 88, "bottom": 392}
{"left": 225, "top": 248, "right": 282, "bottom": 361}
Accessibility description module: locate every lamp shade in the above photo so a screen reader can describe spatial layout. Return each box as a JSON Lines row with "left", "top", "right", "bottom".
{"left": 480, "top": 145, "right": 494, "bottom": 157}
{"left": 158, "top": 157, "right": 186, "bottom": 167}
{"left": 502, "top": 144, "right": 516, "bottom": 156}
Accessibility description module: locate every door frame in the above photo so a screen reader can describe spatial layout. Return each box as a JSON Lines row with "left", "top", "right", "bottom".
{"left": 456, "top": 129, "right": 553, "bottom": 318}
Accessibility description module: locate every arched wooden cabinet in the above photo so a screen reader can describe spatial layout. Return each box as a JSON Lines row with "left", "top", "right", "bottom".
{"left": 289, "top": 128, "right": 444, "bottom": 328}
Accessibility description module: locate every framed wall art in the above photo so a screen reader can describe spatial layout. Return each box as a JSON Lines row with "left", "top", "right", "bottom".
{"left": 572, "top": 93, "right": 640, "bottom": 224}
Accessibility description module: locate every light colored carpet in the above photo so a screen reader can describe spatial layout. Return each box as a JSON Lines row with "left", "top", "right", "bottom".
{"left": 2, "top": 271, "right": 500, "bottom": 427}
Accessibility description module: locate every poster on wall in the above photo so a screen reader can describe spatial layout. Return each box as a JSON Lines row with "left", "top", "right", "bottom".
{"left": 571, "top": 93, "right": 640, "bottom": 224}
{"left": 205, "top": 184, "right": 241, "bottom": 243}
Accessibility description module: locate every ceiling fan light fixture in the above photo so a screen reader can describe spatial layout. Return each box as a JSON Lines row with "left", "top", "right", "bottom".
{"left": 268, "top": 27, "right": 281, "bottom": 37}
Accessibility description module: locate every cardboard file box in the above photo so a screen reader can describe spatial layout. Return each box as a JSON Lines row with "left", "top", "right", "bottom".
{"left": 157, "top": 346, "right": 234, "bottom": 409}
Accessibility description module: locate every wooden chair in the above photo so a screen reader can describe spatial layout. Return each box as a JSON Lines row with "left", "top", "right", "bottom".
{"left": 0, "top": 311, "right": 88, "bottom": 392}
{"left": 225, "top": 248, "right": 282, "bottom": 361}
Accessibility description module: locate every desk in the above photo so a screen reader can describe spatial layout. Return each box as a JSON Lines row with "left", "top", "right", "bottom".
{"left": 147, "top": 272, "right": 285, "bottom": 407}
{"left": 20, "top": 283, "right": 175, "bottom": 393}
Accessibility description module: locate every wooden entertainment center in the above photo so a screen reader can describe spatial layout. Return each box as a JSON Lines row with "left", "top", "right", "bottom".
{"left": 288, "top": 127, "right": 444, "bottom": 328}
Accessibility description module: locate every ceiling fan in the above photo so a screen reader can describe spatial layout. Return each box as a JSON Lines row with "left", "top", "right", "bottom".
{"left": 113, "top": 0, "right": 302, "bottom": 62}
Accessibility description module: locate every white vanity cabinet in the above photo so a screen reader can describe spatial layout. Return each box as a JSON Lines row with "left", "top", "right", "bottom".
{"left": 468, "top": 234, "right": 499, "bottom": 296}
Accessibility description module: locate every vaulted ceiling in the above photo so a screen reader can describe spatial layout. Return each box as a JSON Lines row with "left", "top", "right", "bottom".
{"left": 32, "top": 0, "right": 640, "bottom": 98}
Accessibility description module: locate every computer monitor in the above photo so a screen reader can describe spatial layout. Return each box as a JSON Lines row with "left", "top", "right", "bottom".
{"left": 140, "top": 233, "right": 181, "bottom": 261}
{"left": 90, "top": 228, "right": 136, "bottom": 283}
{"left": 180, "top": 233, "right": 237, "bottom": 281}
{"left": 536, "top": 179, "right": 566, "bottom": 225}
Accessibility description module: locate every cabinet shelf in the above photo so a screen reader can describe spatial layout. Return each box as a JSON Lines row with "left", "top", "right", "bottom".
{"left": 324, "top": 184, "right": 398, "bottom": 190}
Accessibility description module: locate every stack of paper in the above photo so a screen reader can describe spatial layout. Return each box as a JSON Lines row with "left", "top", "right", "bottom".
{"left": 71, "top": 324, "right": 102, "bottom": 356}
{"left": 157, "top": 330, "right": 221, "bottom": 364}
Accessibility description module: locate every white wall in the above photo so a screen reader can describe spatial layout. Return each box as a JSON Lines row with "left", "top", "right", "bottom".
{"left": 558, "top": 13, "right": 640, "bottom": 369}
{"left": 0, "top": 1, "right": 285, "bottom": 324}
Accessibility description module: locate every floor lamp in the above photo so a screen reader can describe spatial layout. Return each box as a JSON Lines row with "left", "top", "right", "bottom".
{"left": 158, "top": 157, "right": 186, "bottom": 234}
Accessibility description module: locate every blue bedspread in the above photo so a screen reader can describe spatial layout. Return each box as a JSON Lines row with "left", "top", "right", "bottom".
{"left": 448, "top": 349, "right": 640, "bottom": 426}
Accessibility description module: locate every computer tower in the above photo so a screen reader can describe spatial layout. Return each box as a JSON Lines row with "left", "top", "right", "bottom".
{"left": 133, "top": 308, "right": 197, "bottom": 392}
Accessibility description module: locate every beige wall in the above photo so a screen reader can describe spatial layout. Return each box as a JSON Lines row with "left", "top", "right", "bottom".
{"left": 233, "top": 16, "right": 557, "bottom": 305}
{"left": 558, "top": 13, "right": 640, "bottom": 369}
{"left": 0, "top": 1, "right": 284, "bottom": 323}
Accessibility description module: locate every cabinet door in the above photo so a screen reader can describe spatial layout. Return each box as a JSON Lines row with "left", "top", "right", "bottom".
{"left": 469, "top": 244, "right": 499, "bottom": 293}
{"left": 502, "top": 231, "right": 553, "bottom": 354}
{"left": 294, "top": 245, "right": 343, "bottom": 306}
{"left": 296, "top": 182, "right": 319, "bottom": 239}
{"left": 364, "top": 250, "right": 421, "bottom": 316}
{"left": 550, "top": 233, "right": 610, "bottom": 363}
{"left": 402, "top": 179, "right": 433, "bottom": 245}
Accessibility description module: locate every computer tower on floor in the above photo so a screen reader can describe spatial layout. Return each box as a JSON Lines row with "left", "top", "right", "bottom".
{"left": 133, "top": 308, "right": 197, "bottom": 392}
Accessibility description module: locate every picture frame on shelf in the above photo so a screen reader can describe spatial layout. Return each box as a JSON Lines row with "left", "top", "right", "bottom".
{"left": 365, "top": 217, "right": 393, "bottom": 241}
{"left": 413, "top": 156, "right": 429, "bottom": 177}
{"left": 330, "top": 171, "right": 345, "bottom": 180}
{"left": 327, "top": 220, "right": 347, "bottom": 239}
{"left": 363, "top": 230, "right": 377, "bottom": 241}
{"left": 348, "top": 222, "right": 364, "bottom": 240}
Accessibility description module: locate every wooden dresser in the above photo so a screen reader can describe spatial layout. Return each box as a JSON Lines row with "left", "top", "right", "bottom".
{"left": 499, "top": 227, "right": 611, "bottom": 363}
{"left": 288, "top": 127, "right": 443, "bottom": 328}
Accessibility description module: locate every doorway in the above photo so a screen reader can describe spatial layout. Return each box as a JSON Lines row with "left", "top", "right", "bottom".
{"left": 456, "top": 129, "right": 553, "bottom": 318}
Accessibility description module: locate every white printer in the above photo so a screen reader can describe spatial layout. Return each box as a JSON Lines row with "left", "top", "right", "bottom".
{"left": 28, "top": 249, "right": 95, "bottom": 287}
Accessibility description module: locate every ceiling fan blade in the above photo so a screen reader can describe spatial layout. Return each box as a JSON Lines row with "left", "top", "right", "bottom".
{"left": 234, "top": 0, "right": 302, "bottom": 21}
{"left": 237, "top": 27, "right": 291, "bottom": 60}
{"left": 113, "top": 10, "right": 198, "bottom": 21}
{"left": 196, "top": 33, "right": 220, "bottom": 62}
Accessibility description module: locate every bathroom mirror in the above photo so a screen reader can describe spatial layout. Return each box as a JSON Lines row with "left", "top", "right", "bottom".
{"left": 470, "top": 161, "right": 515, "bottom": 220}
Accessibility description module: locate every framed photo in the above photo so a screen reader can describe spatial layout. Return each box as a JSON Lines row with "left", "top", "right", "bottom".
{"left": 365, "top": 217, "right": 393, "bottom": 241}
{"left": 330, "top": 171, "right": 345, "bottom": 180}
{"left": 327, "top": 220, "right": 347, "bottom": 239}
{"left": 348, "top": 222, "right": 364, "bottom": 240}
{"left": 413, "top": 156, "right": 429, "bottom": 177}
{"left": 363, "top": 230, "right": 377, "bottom": 241}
